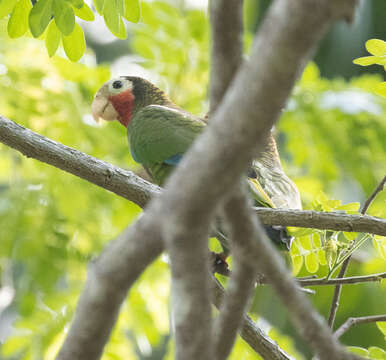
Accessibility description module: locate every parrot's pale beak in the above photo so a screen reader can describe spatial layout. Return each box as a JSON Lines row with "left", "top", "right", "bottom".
{"left": 91, "top": 94, "right": 119, "bottom": 123}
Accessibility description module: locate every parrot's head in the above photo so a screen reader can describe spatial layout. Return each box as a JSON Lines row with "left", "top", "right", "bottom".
{"left": 92, "top": 76, "right": 170, "bottom": 128}
{"left": 92, "top": 77, "right": 135, "bottom": 128}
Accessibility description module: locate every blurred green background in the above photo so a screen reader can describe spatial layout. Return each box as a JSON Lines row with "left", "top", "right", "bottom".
{"left": 0, "top": 0, "right": 385, "bottom": 359}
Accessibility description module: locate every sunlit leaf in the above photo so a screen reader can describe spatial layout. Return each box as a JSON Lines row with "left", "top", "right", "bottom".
{"left": 343, "top": 232, "right": 358, "bottom": 241}
{"left": 123, "top": 0, "right": 140, "bottom": 22}
{"left": 346, "top": 346, "right": 369, "bottom": 357}
{"left": 377, "top": 322, "right": 386, "bottom": 336}
{"left": 29, "top": 0, "right": 53, "bottom": 37}
{"left": 103, "top": 0, "right": 119, "bottom": 34}
{"left": 7, "top": 0, "right": 32, "bottom": 38}
{"left": 73, "top": 2, "right": 94, "bottom": 21}
{"left": 376, "top": 82, "right": 386, "bottom": 98}
{"left": 317, "top": 249, "right": 327, "bottom": 265}
{"left": 291, "top": 255, "right": 303, "bottom": 276}
{"left": 368, "top": 346, "right": 386, "bottom": 359}
{"left": 45, "top": 19, "right": 60, "bottom": 57}
{"left": 337, "top": 202, "right": 360, "bottom": 212}
{"left": 62, "top": 22, "right": 85, "bottom": 61}
{"left": 305, "top": 252, "right": 319, "bottom": 273}
{"left": 53, "top": 0, "right": 75, "bottom": 35}
{"left": 65, "top": 0, "right": 83, "bottom": 8}
{"left": 104, "top": 0, "right": 126, "bottom": 39}
{"left": 0, "top": 0, "right": 18, "bottom": 18}
{"left": 93, "top": 0, "right": 104, "bottom": 15}
{"left": 365, "top": 39, "right": 386, "bottom": 56}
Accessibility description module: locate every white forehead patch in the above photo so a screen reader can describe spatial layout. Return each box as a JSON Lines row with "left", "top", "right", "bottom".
{"left": 107, "top": 77, "right": 133, "bottom": 95}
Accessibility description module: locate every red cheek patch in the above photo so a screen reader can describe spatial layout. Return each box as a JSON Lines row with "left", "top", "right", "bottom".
{"left": 109, "top": 89, "right": 135, "bottom": 128}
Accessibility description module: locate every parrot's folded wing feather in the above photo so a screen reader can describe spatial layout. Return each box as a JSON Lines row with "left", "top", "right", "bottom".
{"left": 129, "top": 105, "right": 205, "bottom": 166}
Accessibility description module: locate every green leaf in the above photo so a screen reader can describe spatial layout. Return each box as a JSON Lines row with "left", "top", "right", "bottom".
{"left": 377, "top": 322, "right": 386, "bottom": 336}
{"left": 305, "top": 252, "right": 319, "bottom": 273}
{"left": 103, "top": 0, "right": 119, "bottom": 33}
{"left": 337, "top": 202, "right": 360, "bottom": 212}
{"left": 0, "top": 0, "right": 19, "bottom": 18}
{"left": 53, "top": 0, "right": 75, "bottom": 35}
{"left": 93, "top": 0, "right": 104, "bottom": 15}
{"left": 353, "top": 56, "right": 380, "bottom": 66}
{"left": 73, "top": 2, "right": 94, "bottom": 21}
{"left": 7, "top": 0, "right": 32, "bottom": 38}
{"left": 347, "top": 346, "right": 370, "bottom": 357}
{"left": 29, "top": 0, "right": 53, "bottom": 37}
{"left": 291, "top": 255, "right": 303, "bottom": 276}
{"left": 123, "top": 0, "right": 140, "bottom": 22}
{"left": 115, "top": 0, "right": 124, "bottom": 15}
{"left": 65, "top": 0, "right": 83, "bottom": 8}
{"left": 368, "top": 346, "right": 386, "bottom": 359}
{"left": 62, "top": 22, "right": 85, "bottom": 61}
{"left": 376, "top": 82, "right": 386, "bottom": 98}
{"left": 317, "top": 249, "right": 327, "bottom": 265}
{"left": 45, "top": 19, "right": 61, "bottom": 57}
{"left": 366, "top": 39, "right": 386, "bottom": 56}
{"left": 343, "top": 232, "right": 357, "bottom": 241}
{"left": 103, "top": 0, "right": 126, "bottom": 39}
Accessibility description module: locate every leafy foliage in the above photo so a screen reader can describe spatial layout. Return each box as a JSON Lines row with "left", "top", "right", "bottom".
{"left": 354, "top": 39, "right": 386, "bottom": 97}
{"left": 1, "top": 0, "right": 141, "bottom": 61}
{"left": 0, "top": 2, "right": 385, "bottom": 359}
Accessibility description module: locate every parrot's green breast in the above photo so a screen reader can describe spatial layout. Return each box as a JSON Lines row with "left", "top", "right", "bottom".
{"left": 128, "top": 104, "right": 206, "bottom": 185}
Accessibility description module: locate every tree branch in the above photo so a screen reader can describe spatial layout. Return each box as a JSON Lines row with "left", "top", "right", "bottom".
{"left": 328, "top": 174, "right": 386, "bottom": 329}
{"left": 57, "top": 216, "right": 163, "bottom": 359}
{"left": 209, "top": 0, "right": 243, "bottom": 113}
{"left": 297, "top": 272, "right": 386, "bottom": 287}
{"left": 361, "top": 175, "right": 386, "bottom": 214}
{"left": 0, "top": 115, "right": 160, "bottom": 208}
{"left": 1, "top": 116, "right": 384, "bottom": 237}
{"left": 211, "top": 277, "right": 294, "bottom": 360}
{"left": 254, "top": 208, "right": 386, "bottom": 236}
{"left": 213, "top": 189, "right": 261, "bottom": 360}
{"left": 334, "top": 315, "right": 386, "bottom": 339}
{"left": 1, "top": 0, "right": 362, "bottom": 359}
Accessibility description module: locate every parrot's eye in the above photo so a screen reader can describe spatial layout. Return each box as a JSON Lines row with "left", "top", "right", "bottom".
{"left": 112, "top": 80, "right": 123, "bottom": 89}
{"left": 108, "top": 78, "right": 133, "bottom": 94}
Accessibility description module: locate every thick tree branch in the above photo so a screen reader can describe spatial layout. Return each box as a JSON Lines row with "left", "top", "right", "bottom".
{"left": 0, "top": 115, "right": 160, "bottom": 208}
{"left": 209, "top": 0, "right": 243, "bottom": 113}
{"left": 209, "top": 2, "right": 255, "bottom": 359}
{"left": 57, "top": 216, "right": 163, "bottom": 359}
{"left": 212, "top": 278, "right": 294, "bottom": 360}
{"left": 254, "top": 208, "right": 386, "bottom": 236}
{"left": 334, "top": 315, "right": 386, "bottom": 339}
{"left": 1, "top": 0, "right": 362, "bottom": 359}
{"left": 1, "top": 117, "right": 384, "bottom": 237}
{"left": 213, "top": 189, "right": 261, "bottom": 360}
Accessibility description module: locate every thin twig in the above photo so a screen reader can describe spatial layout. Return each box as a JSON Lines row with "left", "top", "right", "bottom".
{"left": 361, "top": 175, "right": 386, "bottom": 214}
{"left": 297, "top": 272, "right": 386, "bottom": 287}
{"left": 327, "top": 175, "right": 386, "bottom": 329}
{"left": 334, "top": 315, "right": 386, "bottom": 339}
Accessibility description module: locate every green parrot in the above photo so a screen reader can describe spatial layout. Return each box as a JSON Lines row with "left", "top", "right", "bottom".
{"left": 92, "top": 76, "right": 301, "bottom": 250}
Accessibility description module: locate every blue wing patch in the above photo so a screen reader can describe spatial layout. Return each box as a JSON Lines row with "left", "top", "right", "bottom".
{"left": 130, "top": 143, "right": 141, "bottom": 163}
{"left": 164, "top": 154, "right": 182, "bottom": 165}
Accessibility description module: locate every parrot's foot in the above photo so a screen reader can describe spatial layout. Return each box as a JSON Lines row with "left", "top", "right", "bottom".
{"left": 211, "top": 251, "right": 230, "bottom": 276}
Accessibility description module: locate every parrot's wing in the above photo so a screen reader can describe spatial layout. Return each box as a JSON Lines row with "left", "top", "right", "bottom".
{"left": 129, "top": 105, "right": 206, "bottom": 166}
{"left": 248, "top": 160, "right": 302, "bottom": 210}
